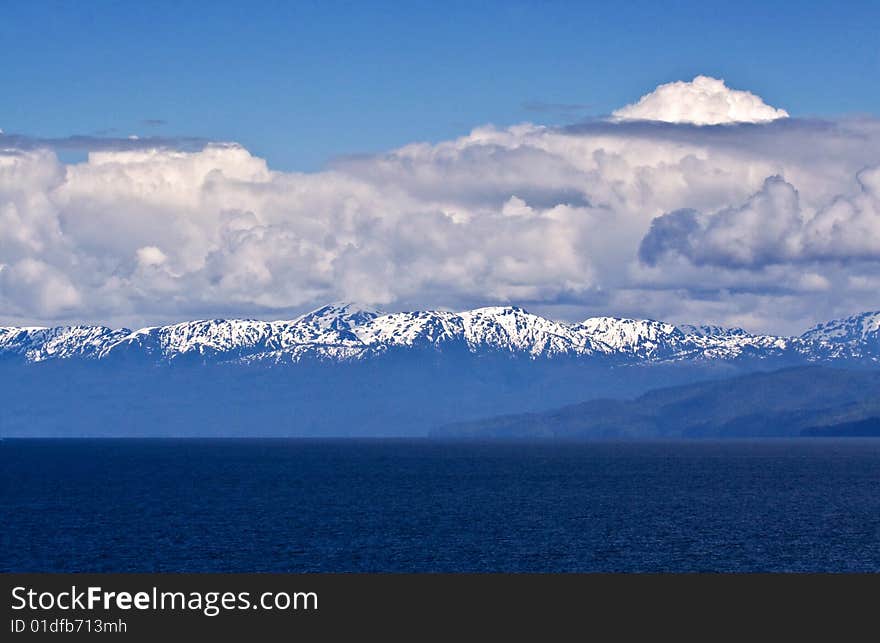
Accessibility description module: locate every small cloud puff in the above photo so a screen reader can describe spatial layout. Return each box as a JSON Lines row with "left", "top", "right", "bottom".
{"left": 611, "top": 75, "right": 789, "bottom": 125}
{"left": 136, "top": 246, "right": 168, "bottom": 267}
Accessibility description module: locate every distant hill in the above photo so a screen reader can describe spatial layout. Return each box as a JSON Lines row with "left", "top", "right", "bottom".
{"left": 802, "top": 417, "right": 880, "bottom": 437}
{"left": 432, "top": 367, "right": 880, "bottom": 439}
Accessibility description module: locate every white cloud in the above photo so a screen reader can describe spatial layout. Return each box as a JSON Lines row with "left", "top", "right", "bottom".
{"left": 1, "top": 77, "right": 879, "bottom": 334}
{"left": 136, "top": 246, "right": 168, "bottom": 267}
{"left": 640, "top": 166, "right": 880, "bottom": 268}
{"left": 611, "top": 75, "right": 789, "bottom": 125}
{"left": 639, "top": 176, "right": 804, "bottom": 268}
{"left": 0, "top": 258, "right": 81, "bottom": 317}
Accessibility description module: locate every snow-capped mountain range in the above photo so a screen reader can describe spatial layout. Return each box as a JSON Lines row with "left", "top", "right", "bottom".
{"left": 2, "top": 304, "right": 879, "bottom": 366}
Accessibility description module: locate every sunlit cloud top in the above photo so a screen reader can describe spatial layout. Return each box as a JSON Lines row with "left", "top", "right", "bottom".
{"left": 611, "top": 75, "right": 789, "bottom": 125}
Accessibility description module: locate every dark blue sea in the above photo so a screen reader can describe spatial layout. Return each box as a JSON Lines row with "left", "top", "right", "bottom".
{"left": 2, "top": 439, "right": 880, "bottom": 572}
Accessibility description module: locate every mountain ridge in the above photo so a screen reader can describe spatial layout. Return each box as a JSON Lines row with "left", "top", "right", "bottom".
{"left": 3, "top": 304, "right": 880, "bottom": 366}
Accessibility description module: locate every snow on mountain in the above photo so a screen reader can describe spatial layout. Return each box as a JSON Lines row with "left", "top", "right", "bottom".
{"left": 576, "top": 317, "right": 686, "bottom": 358}
{"left": 800, "top": 311, "right": 880, "bottom": 359}
{"left": 309, "top": 302, "right": 382, "bottom": 328}
{"left": 0, "top": 325, "right": 130, "bottom": 362}
{"left": 353, "top": 310, "right": 464, "bottom": 349}
{"left": 458, "top": 307, "right": 589, "bottom": 356}
{"left": 676, "top": 324, "right": 749, "bottom": 338}
{"left": 2, "top": 304, "right": 879, "bottom": 366}
{"left": 104, "top": 320, "right": 277, "bottom": 360}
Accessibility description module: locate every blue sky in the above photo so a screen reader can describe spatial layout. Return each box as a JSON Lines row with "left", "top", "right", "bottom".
{"left": 3, "top": 1, "right": 880, "bottom": 332}
{"left": 2, "top": 0, "right": 879, "bottom": 170}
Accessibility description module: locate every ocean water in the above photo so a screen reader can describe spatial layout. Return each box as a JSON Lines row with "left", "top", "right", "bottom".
{"left": 2, "top": 439, "right": 880, "bottom": 572}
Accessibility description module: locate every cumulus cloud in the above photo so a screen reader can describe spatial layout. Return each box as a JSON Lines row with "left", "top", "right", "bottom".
{"left": 640, "top": 167, "right": 880, "bottom": 268}
{"left": 639, "top": 176, "right": 804, "bottom": 268}
{"left": 1, "top": 77, "right": 879, "bottom": 334}
{"left": 611, "top": 75, "right": 789, "bottom": 125}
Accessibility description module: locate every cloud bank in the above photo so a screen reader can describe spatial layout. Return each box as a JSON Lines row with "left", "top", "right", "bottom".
{"left": 1, "top": 77, "right": 879, "bottom": 334}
